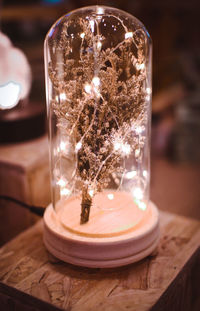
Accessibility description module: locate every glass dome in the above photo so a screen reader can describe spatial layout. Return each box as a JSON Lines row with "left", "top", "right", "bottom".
{"left": 44, "top": 5, "right": 152, "bottom": 237}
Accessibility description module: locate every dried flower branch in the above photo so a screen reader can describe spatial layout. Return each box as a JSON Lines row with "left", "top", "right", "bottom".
{"left": 48, "top": 14, "right": 148, "bottom": 223}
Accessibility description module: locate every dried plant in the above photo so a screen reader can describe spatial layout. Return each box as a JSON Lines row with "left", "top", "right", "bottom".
{"left": 48, "top": 14, "right": 148, "bottom": 224}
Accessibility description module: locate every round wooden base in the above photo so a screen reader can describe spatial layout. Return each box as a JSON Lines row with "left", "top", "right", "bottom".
{"left": 43, "top": 201, "right": 159, "bottom": 268}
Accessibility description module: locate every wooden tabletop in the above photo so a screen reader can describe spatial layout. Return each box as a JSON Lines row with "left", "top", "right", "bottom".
{"left": 0, "top": 210, "right": 199, "bottom": 311}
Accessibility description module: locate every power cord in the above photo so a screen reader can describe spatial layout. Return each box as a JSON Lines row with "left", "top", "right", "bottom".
{"left": 0, "top": 195, "right": 45, "bottom": 217}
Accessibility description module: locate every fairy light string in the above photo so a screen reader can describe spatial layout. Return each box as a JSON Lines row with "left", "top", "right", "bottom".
{"left": 48, "top": 10, "right": 150, "bottom": 223}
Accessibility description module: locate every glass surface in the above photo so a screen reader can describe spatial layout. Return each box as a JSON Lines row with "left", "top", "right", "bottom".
{"left": 44, "top": 6, "right": 152, "bottom": 230}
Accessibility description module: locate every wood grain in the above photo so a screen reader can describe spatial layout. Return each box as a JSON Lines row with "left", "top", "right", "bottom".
{"left": 0, "top": 211, "right": 199, "bottom": 311}
{"left": 0, "top": 135, "right": 50, "bottom": 206}
{"left": 0, "top": 135, "right": 50, "bottom": 245}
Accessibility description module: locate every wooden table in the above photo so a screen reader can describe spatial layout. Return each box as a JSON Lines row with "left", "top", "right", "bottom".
{"left": 0, "top": 211, "right": 199, "bottom": 311}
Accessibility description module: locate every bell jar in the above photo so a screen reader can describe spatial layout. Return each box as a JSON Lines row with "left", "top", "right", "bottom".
{"left": 44, "top": 5, "right": 159, "bottom": 268}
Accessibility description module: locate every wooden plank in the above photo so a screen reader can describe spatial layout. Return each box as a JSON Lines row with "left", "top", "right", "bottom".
{"left": 0, "top": 135, "right": 50, "bottom": 206}
{"left": 0, "top": 282, "right": 63, "bottom": 311}
{"left": 0, "top": 135, "right": 50, "bottom": 245}
{"left": 150, "top": 248, "right": 200, "bottom": 311}
{"left": 0, "top": 211, "right": 199, "bottom": 311}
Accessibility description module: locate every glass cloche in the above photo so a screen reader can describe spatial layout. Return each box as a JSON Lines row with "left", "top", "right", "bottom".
{"left": 44, "top": 7, "right": 158, "bottom": 267}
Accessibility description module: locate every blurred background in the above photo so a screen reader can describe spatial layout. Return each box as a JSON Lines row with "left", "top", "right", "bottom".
{"left": 0, "top": 0, "right": 200, "bottom": 244}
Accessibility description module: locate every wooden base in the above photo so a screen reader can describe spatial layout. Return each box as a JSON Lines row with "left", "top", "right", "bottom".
{"left": 43, "top": 198, "right": 160, "bottom": 268}
{"left": 56, "top": 191, "right": 153, "bottom": 238}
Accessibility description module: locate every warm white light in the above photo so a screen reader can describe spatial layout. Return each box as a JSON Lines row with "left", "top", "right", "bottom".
{"left": 56, "top": 145, "right": 60, "bottom": 153}
{"left": 96, "top": 7, "right": 104, "bottom": 14}
{"left": 60, "top": 92, "right": 66, "bottom": 101}
{"left": 135, "top": 148, "right": 140, "bottom": 158}
{"left": 121, "top": 143, "right": 131, "bottom": 156}
{"left": 125, "top": 32, "right": 133, "bottom": 39}
{"left": 80, "top": 32, "right": 85, "bottom": 39}
{"left": 145, "top": 95, "right": 150, "bottom": 101}
{"left": 136, "top": 63, "right": 145, "bottom": 70}
{"left": 75, "top": 141, "right": 82, "bottom": 151}
{"left": 146, "top": 87, "right": 151, "bottom": 95}
{"left": 84, "top": 83, "right": 92, "bottom": 94}
{"left": 133, "top": 187, "right": 143, "bottom": 200}
{"left": 0, "top": 81, "right": 21, "bottom": 110}
{"left": 92, "top": 76, "right": 100, "bottom": 87}
{"left": 126, "top": 170, "right": 137, "bottom": 179}
{"left": 57, "top": 178, "right": 67, "bottom": 187}
{"left": 138, "top": 201, "right": 146, "bottom": 211}
{"left": 113, "top": 139, "right": 131, "bottom": 156}
{"left": 60, "top": 141, "right": 67, "bottom": 151}
{"left": 60, "top": 188, "right": 71, "bottom": 196}
{"left": 114, "top": 142, "right": 121, "bottom": 151}
{"left": 85, "top": 79, "right": 100, "bottom": 98}
{"left": 135, "top": 126, "right": 143, "bottom": 135}
{"left": 97, "top": 41, "right": 102, "bottom": 49}
{"left": 89, "top": 189, "right": 94, "bottom": 197}
{"left": 107, "top": 193, "right": 114, "bottom": 200}
{"left": 90, "top": 20, "right": 95, "bottom": 32}
{"left": 143, "top": 170, "right": 148, "bottom": 178}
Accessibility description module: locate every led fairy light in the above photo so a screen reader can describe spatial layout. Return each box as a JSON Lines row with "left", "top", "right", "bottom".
{"left": 60, "top": 188, "right": 71, "bottom": 196}
{"left": 57, "top": 177, "right": 67, "bottom": 187}
{"left": 59, "top": 141, "right": 67, "bottom": 152}
{"left": 97, "top": 41, "right": 102, "bottom": 50}
{"left": 143, "top": 170, "right": 148, "bottom": 178}
{"left": 90, "top": 20, "right": 95, "bottom": 32}
{"left": 88, "top": 189, "right": 94, "bottom": 198}
{"left": 80, "top": 32, "right": 85, "bottom": 39}
{"left": 125, "top": 32, "right": 133, "bottom": 39}
{"left": 96, "top": 7, "right": 104, "bottom": 15}
{"left": 59, "top": 92, "right": 67, "bottom": 101}
{"left": 133, "top": 187, "right": 144, "bottom": 200}
{"left": 107, "top": 193, "right": 114, "bottom": 200}
{"left": 84, "top": 83, "right": 92, "bottom": 94}
{"left": 125, "top": 170, "right": 137, "bottom": 179}
{"left": 75, "top": 141, "right": 82, "bottom": 152}
{"left": 44, "top": 5, "right": 159, "bottom": 268}
{"left": 135, "top": 125, "right": 143, "bottom": 135}
{"left": 136, "top": 63, "right": 145, "bottom": 71}
{"left": 114, "top": 142, "right": 131, "bottom": 157}
{"left": 137, "top": 201, "right": 147, "bottom": 211}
